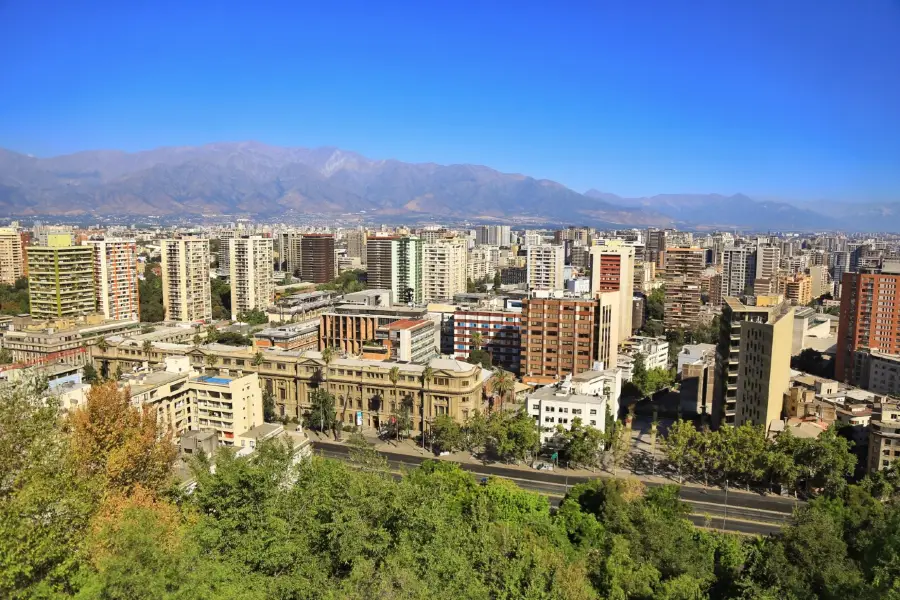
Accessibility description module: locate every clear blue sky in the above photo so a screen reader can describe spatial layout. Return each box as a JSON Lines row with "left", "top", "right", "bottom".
{"left": 1, "top": 0, "right": 899, "bottom": 202}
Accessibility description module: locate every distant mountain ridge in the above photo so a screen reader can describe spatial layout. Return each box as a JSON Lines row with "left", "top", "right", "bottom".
{"left": 0, "top": 142, "right": 893, "bottom": 230}
{"left": 0, "top": 143, "right": 671, "bottom": 227}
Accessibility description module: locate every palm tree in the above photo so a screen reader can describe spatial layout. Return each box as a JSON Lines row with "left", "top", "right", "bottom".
{"left": 389, "top": 366, "right": 401, "bottom": 441}
{"left": 204, "top": 353, "right": 217, "bottom": 374}
{"left": 97, "top": 337, "right": 109, "bottom": 353}
{"left": 142, "top": 340, "right": 153, "bottom": 362}
{"left": 320, "top": 346, "right": 336, "bottom": 431}
{"left": 192, "top": 333, "right": 202, "bottom": 346}
{"left": 493, "top": 368, "right": 515, "bottom": 413}
{"left": 471, "top": 331, "right": 483, "bottom": 351}
{"left": 252, "top": 351, "right": 264, "bottom": 367}
{"left": 420, "top": 365, "right": 433, "bottom": 449}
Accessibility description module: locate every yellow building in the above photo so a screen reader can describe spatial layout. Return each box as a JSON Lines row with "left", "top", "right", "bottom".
{"left": 27, "top": 242, "right": 96, "bottom": 319}
{"left": 733, "top": 299, "right": 794, "bottom": 431}
{"left": 0, "top": 227, "right": 24, "bottom": 286}
{"left": 91, "top": 341, "right": 488, "bottom": 431}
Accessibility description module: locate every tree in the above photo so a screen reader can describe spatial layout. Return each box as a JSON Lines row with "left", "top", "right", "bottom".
{"left": 69, "top": 381, "right": 177, "bottom": 494}
{"left": 142, "top": 339, "right": 153, "bottom": 360}
{"left": 138, "top": 264, "right": 164, "bottom": 322}
{"left": 488, "top": 410, "right": 541, "bottom": 464}
{"left": 471, "top": 331, "right": 483, "bottom": 351}
{"left": 97, "top": 337, "right": 109, "bottom": 353}
{"left": 430, "top": 415, "right": 463, "bottom": 453}
{"left": 464, "top": 409, "right": 489, "bottom": 451}
{"left": 192, "top": 333, "right": 202, "bottom": 346}
{"left": 205, "top": 325, "right": 219, "bottom": 344}
{"left": 492, "top": 368, "right": 515, "bottom": 411}
{"left": 389, "top": 366, "right": 401, "bottom": 441}
{"left": 559, "top": 417, "right": 605, "bottom": 469}
{"left": 647, "top": 287, "right": 665, "bottom": 321}
{"left": 83, "top": 363, "right": 99, "bottom": 384}
{"left": 237, "top": 308, "right": 268, "bottom": 326}
{"left": 252, "top": 351, "right": 264, "bottom": 367}
{"left": 493, "top": 271, "right": 502, "bottom": 290}
{"left": 0, "top": 347, "right": 12, "bottom": 365}
{"left": 420, "top": 365, "right": 433, "bottom": 443}
{"left": 204, "top": 354, "right": 217, "bottom": 373}
{"left": 663, "top": 419, "right": 697, "bottom": 483}
{"left": 210, "top": 277, "right": 231, "bottom": 321}
{"left": 307, "top": 388, "right": 337, "bottom": 435}
{"left": 262, "top": 389, "right": 276, "bottom": 422}
{"left": 631, "top": 352, "right": 648, "bottom": 396}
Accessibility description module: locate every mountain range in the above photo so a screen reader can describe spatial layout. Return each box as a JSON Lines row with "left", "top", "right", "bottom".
{"left": 0, "top": 142, "right": 895, "bottom": 231}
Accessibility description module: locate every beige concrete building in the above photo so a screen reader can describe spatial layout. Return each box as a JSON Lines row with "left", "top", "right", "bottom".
{"left": 2, "top": 314, "right": 139, "bottom": 367}
{"left": 756, "top": 244, "right": 782, "bottom": 281}
{"left": 91, "top": 341, "right": 488, "bottom": 431}
{"left": 86, "top": 239, "right": 140, "bottom": 321}
{"left": 663, "top": 247, "right": 705, "bottom": 330}
{"left": 229, "top": 236, "right": 274, "bottom": 320}
{"left": 780, "top": 273, "right": 812, "bottom": 306}
{"left": 526, "top": 244, "right": 565, "bottom": 291}
{"left": 423, "top": 237, "right": 467, "bottom": 303}
{"left": 730, "top": 298, "right": 794, "bottom": 431}
{"left": 713, "top": 296, "right": 792, "bottom": 429}
{"left": 0, "top": 227, "right": 24, "bottom": 285}
{"left": 27, "top": 241, "right": 96, "bottom": 319}
{"left": 125, "top": 356, "right": 263, "bottom": 446}
{"left": 161, "top": 237, "right": 212, "bottom": 322}
{"left": 868, "top": 398, "right": 900, "bottom": 473}
{"left": 590, "top": 241, "right": 635, "bottom": 339}
{"left": 319, "top": 303, "right": 429, "bottom": 356}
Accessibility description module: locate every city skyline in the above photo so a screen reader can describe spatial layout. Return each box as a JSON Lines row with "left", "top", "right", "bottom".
{"left": 1, "top": 1, "right": 899, "bottom": 204}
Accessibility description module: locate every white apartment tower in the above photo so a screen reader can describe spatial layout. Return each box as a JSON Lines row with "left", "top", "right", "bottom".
{"left": 475, "top": 225, "right": 511, "bottom": 247}
{"left": 0, "top": 227, "right": 23, "bottom": 285}
{"left": 87, "top": 239, "right": 140, "bottom": 321}
{"left": 161, "top": 237, "right": 212, "bottom": 322}
{"left": 366, "top": 236, "right": 424, "bottom": 305}
{"left": 721, "top": 246, "right": 755, "bottom": 299}
{"left": 229, "top": 236, "right": 274, "bottom": 320}
{"left": 526, "top": 244, "right": 565, "bottom": 291}
{"left": 756, "top": 244, "right": 782, "bottom": 281}
{"left": 423, "top": 237, "right": 467, "bottom": 303}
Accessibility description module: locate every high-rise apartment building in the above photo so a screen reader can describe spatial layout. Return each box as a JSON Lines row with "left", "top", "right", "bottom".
{"left": 520, "top": 292, "right": 619, "bottom": 380}
{"left": 756, "top": 244, "right": 781, "bottom": 281}
{"left": 423, "top": 237, "right": 467, "bottom": 303}
{"left": 836, "top": 261, "right": 900, "bottom": 384}
{"left": 808, "top": 265, "right": 829, "bottom": 299}
{"left": 0, "top": 227, "right": 24, "bottom": 285}
{"left": 645, "top": 228, "right": 669, "bottom": 267}
{"left": 590, "top": 242, "right": 635, "bottom": 339}
{"left": 453, "top": 309, "right": 522, "bottom": 373}
{"left": 733, "top": 301, "right": 794, "bottom": 430}
{"left": 345, "top": 228, "right": 367, "bottom": 265}
{"left": 300, "top": 234, "right": 335, "bottom": 284}
{"left": 275, "top": 231, "right": 303, "bottom": 274}
{"left": 720, "top": 246, "right": 756, "bottom": 300}
{"left": 216, "top": 229, "right": 237, "bottom": 278}
{"left": 229, "top": 236, "right": 274, "bottom": 321}
{"left": 523, "top": 231, "right": 544, "bottom": 247}
{"left": 161, "top": 237, "right": 212, "bottom": 322}
{"left": 780, "top": 273, "right": 812, "bottom": 306}
{"left": 663, "top": 247, "right": 705, "bottom": 330}
{"left": 476, "top": 225, "right": 511, "bottom": 247}
{"left": 366, "top": 236, "right": 424, "bottom": 305}
{"left": 712, "top": 296, "right": 792, "bottom": 429}
{"left": 526, "top": 244, "right": 565, "bottom": 291}
{"left": 27, "top": 240, "right": 96, "bottom": 319}
{"left": 86, "top": 239, "right": 140, "bottom": 321}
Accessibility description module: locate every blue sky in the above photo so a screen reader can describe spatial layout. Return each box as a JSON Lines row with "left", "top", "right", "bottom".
{"left": 1, "top": 0, "right": 899, "bottom": 202}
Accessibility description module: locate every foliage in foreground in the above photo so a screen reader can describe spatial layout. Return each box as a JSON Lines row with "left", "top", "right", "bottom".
{"left": 3, "top": 376, "right": 900, "bottom": 599}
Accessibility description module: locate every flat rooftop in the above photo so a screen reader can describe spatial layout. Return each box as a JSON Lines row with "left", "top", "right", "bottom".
{"left": 529, "top": 384, "right": 607, "bottom": 404}
{"left": 194, "top": 375, "right": 233, "bottom": 385}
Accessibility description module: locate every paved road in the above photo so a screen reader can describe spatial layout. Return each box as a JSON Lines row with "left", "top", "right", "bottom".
{"left": 313, "top": 442, "right": 787, "bottom": 536}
